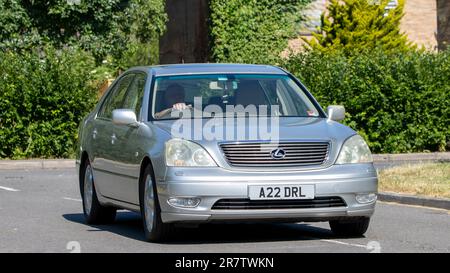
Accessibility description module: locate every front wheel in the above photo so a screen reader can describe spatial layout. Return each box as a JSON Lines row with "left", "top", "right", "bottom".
{"left": 329, "top": 217, "right": 370, "bottom": 237}
{"left": 140, "top": 164, "right": 174, "bottom": 242}
{"left": 80, "top": 159, "right": 116, "bottom": 224}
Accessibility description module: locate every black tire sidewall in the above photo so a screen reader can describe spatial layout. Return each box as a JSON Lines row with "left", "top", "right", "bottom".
{"left": 330, "top": 217, "right": 370, "bottom": 237}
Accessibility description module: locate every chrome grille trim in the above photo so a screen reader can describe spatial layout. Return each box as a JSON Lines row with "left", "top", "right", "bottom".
{"left": 220, "top": 141, "right": 330, "bottom": 167}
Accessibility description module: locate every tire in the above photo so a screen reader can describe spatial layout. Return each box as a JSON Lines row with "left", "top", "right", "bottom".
{"left": 80, "top": 159, "right": 116, "bottom": 224}
{"left": 329, "top": 217, "right": 370, "bottom": 237}
{"left": 140, "top": 164, "right": 174, "bottom": 242}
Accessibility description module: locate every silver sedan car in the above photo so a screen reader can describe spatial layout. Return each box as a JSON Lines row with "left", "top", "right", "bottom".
{"left": 76, "top": 64, "right": 378, "bottom": 242}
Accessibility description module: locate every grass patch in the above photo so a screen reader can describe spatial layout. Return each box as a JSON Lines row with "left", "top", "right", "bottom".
{"left": 378, "top": 163, "right": 450, "bottom": 199}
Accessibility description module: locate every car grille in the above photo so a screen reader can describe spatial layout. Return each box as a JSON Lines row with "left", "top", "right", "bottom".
{"left": 220, "top": 141, "right": 330, "bottom": 167}
{"left": 212, "top": 197, "right": 346, "bottom": 210}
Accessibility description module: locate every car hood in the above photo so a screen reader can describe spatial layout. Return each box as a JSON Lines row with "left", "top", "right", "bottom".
{"left": 152, "top": 117, "right": 356, "bottom": 144}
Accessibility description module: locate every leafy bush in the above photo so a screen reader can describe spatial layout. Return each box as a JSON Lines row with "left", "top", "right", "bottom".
{"left": 0, "top": 0, "right": 167, "bottom": 159}
{"left": 0, "top": 0, "right": 167, "bottom": 65}
{"left": 0, "top": 46, "right": 98, "bottom": 158}
{"left": 209, "top": 0, "right": 312, "bottom": 63}
{"left": 306, "top": 0, "right": 414, "bottom": 55}
{"left": 282, "top": 49, "right": 450, "bottom": 153}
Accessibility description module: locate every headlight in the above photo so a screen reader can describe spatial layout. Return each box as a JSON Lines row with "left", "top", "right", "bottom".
{"left": 335, "top": 135, "right": 373, "bottom": 164}
{"left": 165, "top": 139, "right": 216, "bottom": 167}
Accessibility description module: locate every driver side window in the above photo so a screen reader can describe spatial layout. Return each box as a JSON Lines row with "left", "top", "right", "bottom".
{"left": 122, "top": 73, "right": 146, "bottom": 119}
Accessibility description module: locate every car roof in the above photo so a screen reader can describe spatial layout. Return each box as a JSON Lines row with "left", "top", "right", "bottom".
{"left": 131, "top": 63, "right": 287, "bottom": 76}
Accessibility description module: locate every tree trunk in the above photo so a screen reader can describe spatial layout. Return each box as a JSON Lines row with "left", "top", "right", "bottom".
{"left": 437, "top": 0, "right": 450, "bottom": 51}
{"left": 159, "top": 0, "right": 209, "bottom": 64}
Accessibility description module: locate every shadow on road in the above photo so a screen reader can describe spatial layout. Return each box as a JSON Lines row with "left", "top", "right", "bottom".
{"left": 63, "top": 211, "right": 352, "bottom": 244}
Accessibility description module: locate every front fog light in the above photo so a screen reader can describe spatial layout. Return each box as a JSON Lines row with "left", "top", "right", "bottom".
{"left": 168, "top": 197, "right": 201, "bottom": 208}
{"left": 356, "top": 193, "right": 377, "bottom": 204}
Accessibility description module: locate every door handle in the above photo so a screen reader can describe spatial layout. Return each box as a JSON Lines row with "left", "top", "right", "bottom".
{"left": 111, "top": 133, "right": 117, "bottom": 144}
{"left": 92, "top": 129, "right": 97, "bottom": 139}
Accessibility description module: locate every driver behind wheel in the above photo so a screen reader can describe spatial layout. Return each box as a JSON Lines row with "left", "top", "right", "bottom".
{"left": 155, "top": 84, "right": 190, "bottom": 119}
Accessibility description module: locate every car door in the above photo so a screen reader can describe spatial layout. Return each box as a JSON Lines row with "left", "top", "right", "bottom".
{"left": 110, "top": 72, "right": 147, "bottom": 205}
{"left": 91, "top": 73, "right": 135, "bottom": 200}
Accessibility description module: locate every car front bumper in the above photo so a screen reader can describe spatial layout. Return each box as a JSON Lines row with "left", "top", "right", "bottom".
{"left": 156, "top": 163, "right": 378, "bottom": 223}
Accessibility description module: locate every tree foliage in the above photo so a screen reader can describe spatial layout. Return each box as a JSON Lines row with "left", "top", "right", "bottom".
{"left": 209, "top": 0, "right": 312, "bottom": 63}
{"left": 0, "top": 0, "right": 167, "bottom": 64}
{"left": 306, "top": 0, "right": 414, "bottom": 54}
{"left": 0, "top": 0, "right": 168, "bottom": 159}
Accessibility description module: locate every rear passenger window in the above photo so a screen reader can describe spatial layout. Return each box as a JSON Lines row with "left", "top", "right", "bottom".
{"left": 98, "top": 74, "right": 135, "bottom": 119}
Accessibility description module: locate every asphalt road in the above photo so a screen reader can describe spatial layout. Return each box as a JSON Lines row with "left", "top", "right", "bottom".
{"left": 0, "top": 168, "right": 449, "bottom": 253}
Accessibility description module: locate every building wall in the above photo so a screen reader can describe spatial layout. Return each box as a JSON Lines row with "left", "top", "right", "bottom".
{"left": 285, "top": 0, "right": 442, "bottom": 54}
{"left": 400, "top": 0, "right": 437, "bottom": 50}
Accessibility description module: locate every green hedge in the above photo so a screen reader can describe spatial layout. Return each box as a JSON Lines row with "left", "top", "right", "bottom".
{"left": 1, "top": 47, "right": 448, "bottom": 158}
{"left": 209, "top": 0, "right": 311, "bottom": 63}
{"left": 0, "top": 46, "right": 98, "bottom": 159}
{"left": 282, "top": 49, "right": 450, "bottom": 153}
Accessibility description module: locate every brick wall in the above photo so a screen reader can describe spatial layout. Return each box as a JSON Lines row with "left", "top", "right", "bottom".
{"left": 284, "top": 0, "right": 442, "bottom": 54}
{"left": 401, "top": 0, "right": 438, "bottom": 50}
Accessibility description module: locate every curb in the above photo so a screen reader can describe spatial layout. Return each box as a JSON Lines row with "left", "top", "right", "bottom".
{"left": 372, "top": 152, "right": 450, "bottom": 163}
{"left": 378, "top": 192, "right": 450, "bottom": 210}
{"left": 0, "top": 159, "right": 75, "bottom": 170}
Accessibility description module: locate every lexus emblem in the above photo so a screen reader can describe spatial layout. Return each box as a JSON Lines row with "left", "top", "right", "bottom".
{"left": 270, "top": 148, "right": 286, "bottom": 159}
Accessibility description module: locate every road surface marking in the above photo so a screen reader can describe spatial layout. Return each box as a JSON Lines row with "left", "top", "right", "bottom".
{"left": 0, "top": 186, "right": 20, "bottom": 192}
{"left": 305, "top": 234, "right": 370, "bottom": 250}
{"left": 63, "top": 197, "right": 82, "bottom": 202}
{"left": 320, "top": 239, "right": 368, "bottom": 249}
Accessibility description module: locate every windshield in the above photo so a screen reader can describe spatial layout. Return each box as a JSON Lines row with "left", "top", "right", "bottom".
{"left": 151, "top": 74, "right": 321, "bottom": 120}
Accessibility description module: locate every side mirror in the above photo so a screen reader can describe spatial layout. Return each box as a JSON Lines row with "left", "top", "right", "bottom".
{"left": 327, "top": 105, "right": 345, "bottom": 122}
{"left": 112, "top": 109, "right": 138, "bottom": 126}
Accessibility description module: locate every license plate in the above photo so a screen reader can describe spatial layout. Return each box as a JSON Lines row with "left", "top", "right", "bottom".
{"left": 248, "top": 185, "right": 315, "bottom": 200}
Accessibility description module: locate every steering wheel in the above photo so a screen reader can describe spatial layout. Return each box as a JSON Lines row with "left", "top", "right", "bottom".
{"left": 158, "top": 106, "right": 194, "bottom": 119}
